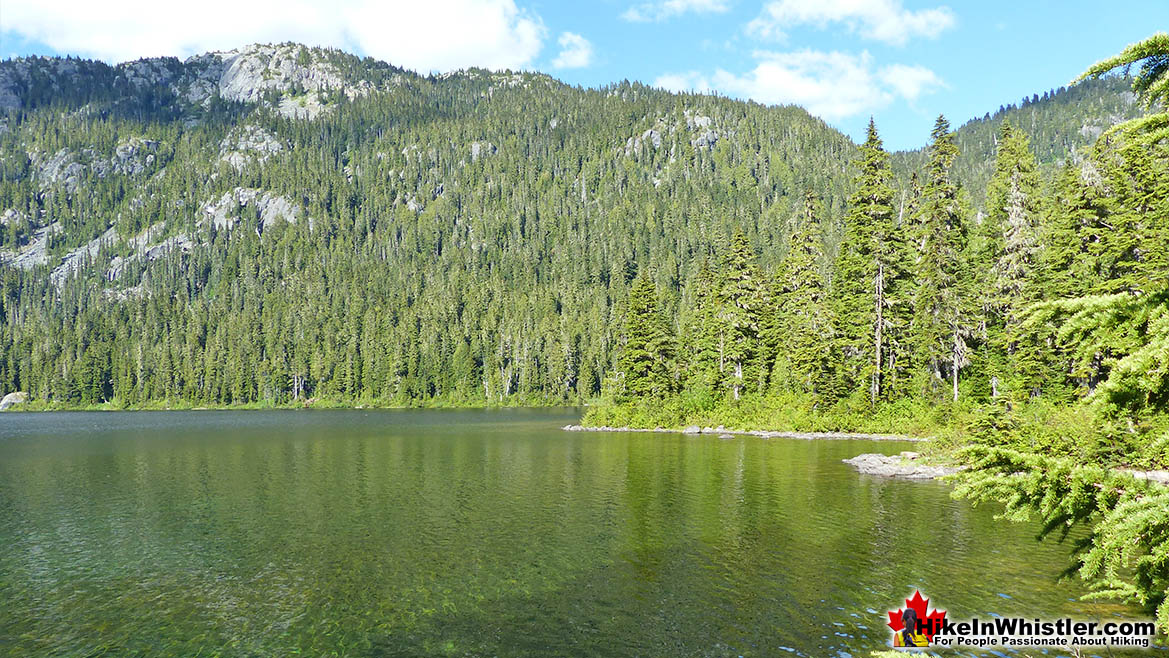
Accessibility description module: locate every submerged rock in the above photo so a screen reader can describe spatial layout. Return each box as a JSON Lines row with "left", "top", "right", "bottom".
{"left": 843, "top": 453, "right": 963, "bottom": 480}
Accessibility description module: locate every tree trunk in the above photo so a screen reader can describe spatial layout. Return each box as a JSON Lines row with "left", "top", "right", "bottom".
{"left": 951, "top": 334, "right": 960, "bottom": 402}
{"left": 872, "top": 260, "right": 884, "bottom": 404}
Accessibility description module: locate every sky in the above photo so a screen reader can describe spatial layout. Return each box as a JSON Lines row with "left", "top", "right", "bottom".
{"left": 1, "top": 0, "right": 1165, "bottom": 151}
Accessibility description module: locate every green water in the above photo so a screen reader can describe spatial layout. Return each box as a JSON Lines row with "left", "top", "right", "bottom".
{"left": 0, "top": 409, "right": 1152, "bottom": 657}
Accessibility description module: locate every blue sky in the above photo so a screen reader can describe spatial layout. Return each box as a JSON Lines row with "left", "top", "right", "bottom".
{"left": 2, "top": 0, "right": 1165, "bottom": 150}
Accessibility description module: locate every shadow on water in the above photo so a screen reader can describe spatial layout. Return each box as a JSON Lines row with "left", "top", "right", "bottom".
{"left": 0, "top": 410, "right": 1158, "bottom": 657}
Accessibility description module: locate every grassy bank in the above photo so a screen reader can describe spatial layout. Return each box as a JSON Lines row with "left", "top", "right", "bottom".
{"left": 583, "top": 392, "right": 1169, "bottom": 469}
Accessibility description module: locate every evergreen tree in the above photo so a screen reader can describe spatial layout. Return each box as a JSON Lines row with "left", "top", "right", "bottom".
{"left": 679, "top": 259, "right": 721, "bottom": 393}
{"left": 772, "top": 191, "right": 837, "bottom": 399}
{"left": 615, "top": 274, "right": 674, "bottom": 401}
{"left": 716, "top": 231, "right": 768, "bottom": 399}
{"left": 973, "top": 121, "right": 1041, "bottom": 399}
{"left": 832, "top": 119, "right": 906, "bottom": 403}
{"left": 911, "top": 116, "right": 971, "bottom": 402}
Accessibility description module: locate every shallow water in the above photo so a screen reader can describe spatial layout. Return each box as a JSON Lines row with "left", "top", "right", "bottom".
{"left": 0, "top": 409, "right": 1156, "bottom": 656}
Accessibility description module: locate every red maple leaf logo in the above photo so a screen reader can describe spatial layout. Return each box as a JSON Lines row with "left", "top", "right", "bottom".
{"left": 887, "top": 590, "right": 947, "bottom": 641}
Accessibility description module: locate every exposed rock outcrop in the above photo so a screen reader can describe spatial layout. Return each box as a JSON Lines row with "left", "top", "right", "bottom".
{"left": 219, "top": 125, "right": 284, "bottom": 171}
{"left": 2, "top": 44, "right": 383, "bottom": 120}
{"left": 470, "top": 141, "right": 497, "bottom": 162}
{"left": 200, "top": 188, "right": 303, "bottom": 233}
{"left": 626, "top": 129, "right": 662, "bottom": 154}
{"left": 177, "top": 44, "right": 374, "bottom": 118}
{"left": 1119, "top": 468, "right": 1169, "bottom": 486}
{"left": 842, "top": 453, "right": 963, "bottom": 480}
{"left": 0, "top": 208, "right": 27, "bottom": 226}
{"left": 108, "top": 230, "right": 195, "bottom": 281}
{"left": 116, "top": 57, "right": 184, "bottom": 89}
{"left": 0, "top": 223, "right": 61, "bottom": 269}
{"left": 29, "top": 139, "right": 158, "bottom": 192}
{"left": 0, "top": 391, "right": 28, "bottom": 410}
{"left": 50, "top": 226, "right": 118, "bottom": 287}
{"left": 111, "top": 138, "right": 159, "bottom": 176}
{"left": 0, "top": 57, "right": 94, "bottom": 111}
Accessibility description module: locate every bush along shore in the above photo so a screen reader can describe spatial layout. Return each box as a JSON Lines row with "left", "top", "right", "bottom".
{"left": 586, "top": 37, "right": 1169, "bottom": 643}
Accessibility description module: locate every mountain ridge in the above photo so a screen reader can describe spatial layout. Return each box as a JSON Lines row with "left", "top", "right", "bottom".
{"left": 0, "top": 43, "right": 1149, "bottom": 406}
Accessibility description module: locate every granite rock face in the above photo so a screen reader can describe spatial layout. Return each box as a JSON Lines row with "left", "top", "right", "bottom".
{"left": 0, "top": 223, "right": 61, "bottom": 270}
{"left": 0, "top": 391, "right": 28, "bottom": 410}
{"left": 200, "top": 188, "right": 303, "bottom": 233}
{"left": 219, "top": 125, "right": 285, "bottom": 171}
{"left": 1, "top": 43, "right": 382, "bottom": 120}
{"left": 28, "top": 139, "right": 159, "bottom": 192}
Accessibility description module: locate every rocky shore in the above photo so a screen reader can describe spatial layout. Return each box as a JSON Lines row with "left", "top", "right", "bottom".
{"left": 842, "top": 452, "right": 964, "bottom": 480}
{"left": 563, "top": 426, "right": 1169, "bottom": 485}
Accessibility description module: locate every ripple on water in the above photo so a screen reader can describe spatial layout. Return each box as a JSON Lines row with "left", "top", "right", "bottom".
{"left": 0, "top": 410, "right": 1159, "bottom": 657}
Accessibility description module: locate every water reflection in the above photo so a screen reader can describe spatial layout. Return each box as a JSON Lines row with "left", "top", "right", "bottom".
{"left": 0, "top": 410, "right": 1154, "bottom": 656}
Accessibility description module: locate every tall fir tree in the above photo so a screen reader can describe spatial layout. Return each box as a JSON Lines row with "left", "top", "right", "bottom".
{"left": 679, "top": 259, "right": 721, "bottom": 393}
{"left": 716, "top": 231, "right": 769, "bottom": 400}
{"left": 832, "top": 119, "right": 907, "bottom": 403}
{"left": 772, "top": 191, "right": 838, "bottom": 399}
{"left": 911, "top": 115, "right": 971, "bottom": 402}
{"left": 615, "top": 274, "right": 675, "bottom": 401}
{"left": 971, "top": 120, "right": 1042, "bottom": 399}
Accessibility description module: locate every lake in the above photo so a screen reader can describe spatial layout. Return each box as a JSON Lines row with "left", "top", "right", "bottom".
{"left": 0, "top": 409, "right": 1152, "bottom": 656}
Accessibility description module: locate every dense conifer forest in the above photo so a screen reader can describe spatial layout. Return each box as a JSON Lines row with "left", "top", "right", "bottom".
{"left": 2, "top": 31, "right": 1168, "bottom": 640}
{"left": 599, "top": 34, "right": 1169, "bottom": 633}
{"left": 0, "top": 44, "right": 1149, "bottom": 412}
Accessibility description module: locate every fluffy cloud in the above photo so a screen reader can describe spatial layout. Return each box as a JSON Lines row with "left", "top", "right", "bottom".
{"left": 622, "top": 0, "right": 730, "bottom": 22}
{"left": 878, "top": 63, "right": 945, "bottom": 102}
{"left": 653, "top": 71, "right": 714, "bottom": 94}
{"left": 0, "top": 0, "right": 546, "bottom": 72}
{"left": 654, "top": 50, "right": 944, "bottom": 121}
{"left": 747, "top": 0, "right": 955, "bottom": 46}
{"left": 552, "top": 32, "right": 593, "bottom": 69}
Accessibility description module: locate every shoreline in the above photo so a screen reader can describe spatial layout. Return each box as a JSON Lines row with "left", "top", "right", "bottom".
{"left": 563, "top": 424, "right": 929, "bottom": 442}
{"left": 0, "top": 400, "right": 584, "bottom": 413}
{"left": 566, "top": 425, "right": 1169, "bottom": 486}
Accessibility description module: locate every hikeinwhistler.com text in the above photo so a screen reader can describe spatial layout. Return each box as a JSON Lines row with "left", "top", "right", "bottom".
{"left": 927, "top": 617, "right": 1157, "bottom": 649}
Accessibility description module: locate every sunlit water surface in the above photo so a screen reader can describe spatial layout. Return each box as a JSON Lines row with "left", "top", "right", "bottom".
{"left": 0, "top": 409, "right": 1158, "bottom": 656}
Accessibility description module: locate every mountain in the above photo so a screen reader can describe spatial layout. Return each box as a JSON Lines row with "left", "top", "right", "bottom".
{"left": 0, "top": 44, "right": 1145, "bottom": 406}
{"left": 893, "top": 75, "right": 1145, "bottom": 207}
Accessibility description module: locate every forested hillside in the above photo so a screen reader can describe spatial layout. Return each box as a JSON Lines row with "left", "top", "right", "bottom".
{"left": 0, "top": 43, "right": 1149, "bottom": 408}
{"left": 893, "top": 76, "right": 1143, "bottom": 206}
{"left": 591, "top": 32, "right": 1169, "bottom": 632}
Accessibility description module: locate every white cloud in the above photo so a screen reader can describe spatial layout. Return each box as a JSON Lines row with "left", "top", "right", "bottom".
{"left": 878, "top": 63, "right": 944, "bottom": 102}
{"left": 655, "top": 50, "right": 944, "bottom": 121}
{"left": 0, "top": 0, "right": 547, "bottom": 72}
{"left": 622, "top": 0, "right": 730, "bottom": 22}
{"left": 746, "top": 0, "right": 955, "bottom": 46}
{"left": 653, "top": 71, "right": 714, "bottom": 94}
{"left": 552, "top": 32, "right": 593, "bottom": 69}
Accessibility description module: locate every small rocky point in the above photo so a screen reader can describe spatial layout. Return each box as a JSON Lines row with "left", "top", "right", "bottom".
{"left": 0, "top": 391, "right": 29, "bottom": 410}
{"left": 842, "top": 452, "right": 963, "bottom": 480}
